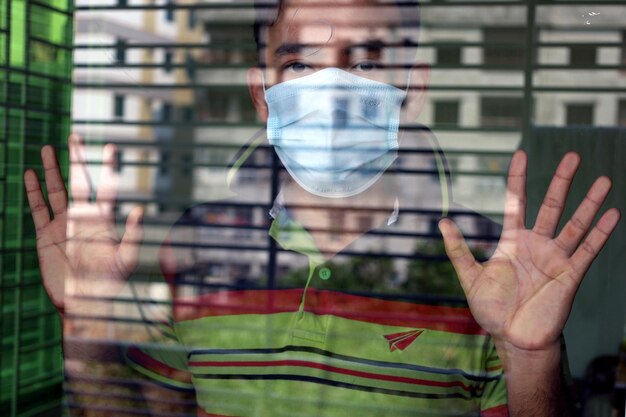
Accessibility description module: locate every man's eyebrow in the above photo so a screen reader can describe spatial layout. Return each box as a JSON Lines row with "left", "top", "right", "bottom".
{"left": 273, "top": 43, "right": 306, "bottom": 57}
{"left": 346, "top": 39, "right": 386, "bottom": 54}
{"left": 273, "top": 40, "right": 386, "bottom": 59}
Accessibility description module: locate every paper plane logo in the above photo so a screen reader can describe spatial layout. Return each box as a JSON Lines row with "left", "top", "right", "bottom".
{"left": 384, "top": 330, "right": 424, "bottom": 352}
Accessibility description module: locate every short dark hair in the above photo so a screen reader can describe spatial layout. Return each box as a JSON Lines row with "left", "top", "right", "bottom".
{"left": 252, "top": 0, "right": 421, "bottom": 65}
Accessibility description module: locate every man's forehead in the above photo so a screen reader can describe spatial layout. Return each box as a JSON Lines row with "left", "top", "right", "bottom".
{"left": 271, "top": 0, "right": 407, "bottom": 29}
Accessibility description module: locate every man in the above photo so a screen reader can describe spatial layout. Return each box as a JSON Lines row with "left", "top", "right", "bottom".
{"left": 24, "top": 0, "right": 620, "bottom": 416}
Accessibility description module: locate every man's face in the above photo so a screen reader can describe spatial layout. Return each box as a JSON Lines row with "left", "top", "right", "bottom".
{"left": 262, "top": 0, "right": 413, "bottom": 86}
{"left": 248, "top": 0, "right": 428, "bottom": 123}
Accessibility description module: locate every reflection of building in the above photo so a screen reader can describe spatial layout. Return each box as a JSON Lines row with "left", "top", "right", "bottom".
{"left": 73, "top": 0, "right": 205, "bottom": 215}
{"left": 418, "top": 5, "right": 626, "bottom": 213}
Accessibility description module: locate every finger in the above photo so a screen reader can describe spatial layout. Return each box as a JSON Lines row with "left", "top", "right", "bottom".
{"left": 69, "top": 134, "right": 92, "bottom": 203}
{"left": 532, "top": 152, "right": 580, "bottom": 237}
{"left": 116, "top": 206, "right": 144, "bottom": 276}
{"left": 41, "top": 146, "right": 69, "bottom": 218}
{"left": 570, "top": 208, "right": 620, "bottom": 276}
{"left": 554, "top": 176, "right": 612, "bottom": 255}
{"left": 502, "top": 150, "right": 527, "bottom": 232}
{"left": 24, "top": 169, "right": 51, "bottom": 233}
{"left": 439, "top": 218, "right": 482, "bottom": 292}
{"left": 95, "top": 143, "right": 119, "bottom": 217}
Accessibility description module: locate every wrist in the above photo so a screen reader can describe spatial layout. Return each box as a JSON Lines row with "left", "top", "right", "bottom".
{"left": 493, "top": 338, "right": 561, "bottom": 377}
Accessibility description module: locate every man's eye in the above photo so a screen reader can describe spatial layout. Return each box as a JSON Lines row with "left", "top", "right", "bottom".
{"left": 283, "top": 62, "right": 310, "bottom": 73}
{"left": 352, "top": 61, "right": 382, "bottom": 72}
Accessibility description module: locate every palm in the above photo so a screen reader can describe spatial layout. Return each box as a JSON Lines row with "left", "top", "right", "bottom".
{"left": 24, "top": 135, "right": 143, "bottom": 313}
{"left": 440, "top": 151, "right": 619, "bottom": 351}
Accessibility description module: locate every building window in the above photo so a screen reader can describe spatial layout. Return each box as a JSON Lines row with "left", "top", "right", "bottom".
{"left": 436, "top": 45, "right": 462, "bottom": 66}
{"left": 618, "top": 100, "right": 626, "bottom": 127}
{"left": 164, "top": 50, "right": 173, "bottom": 73}
{"left": 182, "top": 153, "right": 193, "bottom": 178}
{"left": 161, "top": 103, "right": 172, "bottom": 122}
{"left": 165, "top": 0, "right": 175, "bottom": 22}
{"left": 480, "top": 97, "right": 523, "bottom": 128}
{"left": 622, "top": 31, "right": 626, "bottom": 66}
{"left": 433, "top": 100, "right": 460, "bottom": 126}
{"left": 570, "top": 45, "right": 596, "bottom": 67}
{"left": 115, "top": 150, "right": 123, "bottom": 172}
{"left": 185, "top": 53, "right": 196, "bottom": 80}
{"left": 429, "top": 217, "right": 440, "bottom": 236}
{"left": 566, "top": 104, "right": 594, "bottom": 126}
{"left": 483, "top": 27, "right": 526, "bottom": 67}
{"left": 159, "top": 151, "right": 170, "bottom": 174}
{"left": 188, "top": 9, "right": 197, "bottom": 29}
{"left": 183, "top": 106, "right": 194, "bottom": 122}
{"left": 115, "top": 39, "right": 126, "bottom": 64}
{"left": 114, "top": 94, "right": 125, "bottom": 119}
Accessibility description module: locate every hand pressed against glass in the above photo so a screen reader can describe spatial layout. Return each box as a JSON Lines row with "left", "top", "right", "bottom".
{"left": 23, "top": 135, "right": 143, "bottom": 315}
{"left": 439, "top": 151, "right": 620, "bottom": 353}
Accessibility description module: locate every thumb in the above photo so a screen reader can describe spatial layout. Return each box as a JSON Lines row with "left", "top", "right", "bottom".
{"left": 438, "top": 218, "right": 481, "bottom": 293}
{"left": 117, "top": 206, "right": 144, "bottom": 276}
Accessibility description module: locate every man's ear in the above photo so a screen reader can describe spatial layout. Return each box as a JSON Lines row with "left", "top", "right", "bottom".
{"left": 247, "top": 67, "right": 268, "bottom": 122}
{"left": 402, "top": 63, "right": 430, "bottom": 123}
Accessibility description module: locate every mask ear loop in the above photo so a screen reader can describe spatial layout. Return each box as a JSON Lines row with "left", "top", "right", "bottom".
{"left": 404, "top": 68, "right": 413, "bottom": 96}
{"left": 426, "top": 132, "right": 451, "bottom": 218}
{"left": 261, "top": 70, "right": 267, "bottom": 94}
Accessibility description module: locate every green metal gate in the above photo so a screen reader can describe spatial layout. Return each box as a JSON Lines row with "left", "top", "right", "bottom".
{"left": 0, "top": 0, "right": 73, "bottom": 416}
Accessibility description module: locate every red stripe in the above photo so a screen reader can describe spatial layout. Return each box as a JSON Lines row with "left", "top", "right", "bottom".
{"left": 126, "top": 346, "right": 191, "bottom": 383}
{"left": 188, "top": 359, "right": 474, "bottom": 392}
{"left": 481, "top": 404, "right": 510, "bottom": 417}
{"left": 172, "top": 289, "right": 484, "bottom": 335}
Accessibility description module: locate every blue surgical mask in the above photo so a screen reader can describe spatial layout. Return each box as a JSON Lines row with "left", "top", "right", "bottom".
{"left": 264, "top": 68, "right": 407, "bottom": 198}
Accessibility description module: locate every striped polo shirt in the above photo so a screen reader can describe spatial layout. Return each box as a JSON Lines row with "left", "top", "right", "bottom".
{"left": 125, "top": 213, "right": 508, "bottom": 417}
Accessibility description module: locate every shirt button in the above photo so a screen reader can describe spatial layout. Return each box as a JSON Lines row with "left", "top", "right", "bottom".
{"left": 318, "top": 267, "right": 331, "bottom": 280}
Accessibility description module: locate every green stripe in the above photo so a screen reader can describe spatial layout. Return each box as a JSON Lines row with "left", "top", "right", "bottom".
{"left": 191, "top": 378, "right": 486, "bottom": 417}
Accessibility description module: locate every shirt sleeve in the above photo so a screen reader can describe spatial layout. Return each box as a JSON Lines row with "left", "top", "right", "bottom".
{"left": 121, "top": 218, "right": 196, "bottom": 393}
{"left": 121, "top": 271, "right": 193, "bottom": 391}
{"left": 122, "top": 321, "right": 195, "bottom": 392}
